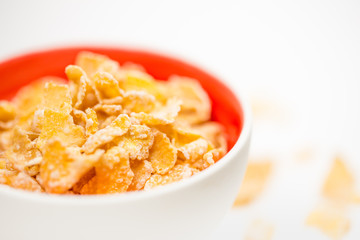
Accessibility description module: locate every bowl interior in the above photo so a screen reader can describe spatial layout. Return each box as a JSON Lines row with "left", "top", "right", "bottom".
{"left": 0, "top": 47, "right": 243, "bottom": 150}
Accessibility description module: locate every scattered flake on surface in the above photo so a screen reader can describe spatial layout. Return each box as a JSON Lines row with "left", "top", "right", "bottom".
{"left": 322, "top": 156, "right": 355, "bottom": 203}
{"left": 244, "top": 219, "right": 274, "bottom": 240}
{"left": 234, "top": 160, "right": 272, "bottom": 206}
{"left": 306, "top": 204, "right": 350, "bottom": 240}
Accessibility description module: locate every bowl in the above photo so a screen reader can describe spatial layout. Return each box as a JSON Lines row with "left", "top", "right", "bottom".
{"left": 0, "top": 46, "right": 251, "bottom": 240}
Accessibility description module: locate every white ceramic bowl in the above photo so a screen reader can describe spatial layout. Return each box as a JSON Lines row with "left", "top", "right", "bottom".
{"left": 0, "top": 47, "right": 251, "bottom": 240}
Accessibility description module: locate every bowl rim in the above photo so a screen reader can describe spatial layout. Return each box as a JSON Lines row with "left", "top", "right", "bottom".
{"left": 0, "top": 45, "right": 252, "bottom": 205}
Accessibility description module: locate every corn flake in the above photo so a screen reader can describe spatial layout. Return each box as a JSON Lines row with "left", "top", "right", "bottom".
{"left": 75, "top": 51, "right": 122, "bottom": 80}
{"left": 65, "top": 65, "right": 97, "bottom": 110}
{"left": 192, "top": 148, "right": 224, "bottom": 171}
{"left": 148, "top": 130, "right": 177, "bottom": 174}
{"left": 40, "top": 139, "right": 104, "bottom": 193}
{"left": 5, "top": 127, "right": 42, "bottom": 176}
{"left": 95, "top": 146, "right": 134, "bottom": 194}
{"left": 36, "top": 109, "right": 86, "bottom": 151}
{"left": 132, "top": 98, "right": 181, "bottom": 125}
{"left": 82, "top": 114, "right": 130, "bottom": 154}
{"left": 85, "top": 108, "right": 99, "bottom": 136}
{"left": 122, "top": 90, "right": 156, "bottom": 113}
{"left": 155, "top": 124, "right": 202, "bottom": 148}
{"left": 93, "top": 71, "right": 123, "bottom": 102}
{"left": 191, "top": 122, "right": 227, "bottom": 150}
{"left": 168, "top": 76, "right": 211, "bottom": 124}
{"left": 306, "top": 204, "right": 350, "bottom": 240}
{"left": 0, "top": 169, "right": 43, "bottom": 192}
{"left": 144, "top": 163, "right": 197, "bottom": 189}
{"left": 93, "top": 103, "right": 122, "bottom": 116}
{"left": 72, "top": 168, "right": 95, "bottom": 194}
{"left": 71, "top": 109, "right": 87, "bottom": 128}
{"left": 0, "top": 101, "right": 16, "bottom": 130}
{"left": 42, "top": 82, "right": 72, "bottom": 113}
{"left": 128, "top": 160, "right": 153, "bottom": 191}
{"left": 114, "top": 125, "right": 154, "bottom": 161}
{"left": 178, "top": 138, "right": 210, "bottom": 162}
{"left": 79, "top": 175, "right": 97, "bottom": 195}
{"left": 123, "top": 70, "right": 167, "bottom": 101}
{"left": 13, "top": 80, "right": 47, "bottom": 130}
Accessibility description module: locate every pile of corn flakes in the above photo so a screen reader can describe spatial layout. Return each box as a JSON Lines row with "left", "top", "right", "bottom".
{"left": 0, "top": 52, "right": 227, "bottom": 194}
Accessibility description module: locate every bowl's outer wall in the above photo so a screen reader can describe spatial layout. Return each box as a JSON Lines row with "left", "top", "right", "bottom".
{"left": 0, "top": 47, "right": 250, "bottom": 240}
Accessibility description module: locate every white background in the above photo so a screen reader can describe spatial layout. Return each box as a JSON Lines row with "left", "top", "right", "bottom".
{"left": 0, "top": 0, "right": 359, "bottom": 239}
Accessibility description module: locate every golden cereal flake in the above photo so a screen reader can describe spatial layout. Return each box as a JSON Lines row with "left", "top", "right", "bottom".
{"left": 0, "top": 169, "right": 43, "bottom": 192}
{"left": 0, "top": 157, "right": 7, "bottom": 169}
{"left": 13, "top": 80, "right": 47, "bottom": 130}
{"left": 79, "top": 175, "right": 97, "bottom": 195}
{"left": 42, "top": 82, "right": 72, "bottom": 113}
{"left": 40, "top": 139, "right": 104, "bottom": 194}
{"left": 132, "top": 98, "right": 181, "bottom": 125}
{"left": 95, "top": 146, "right": 134, "bottom": 194}
{"left": 155, "top": 124, "right": 202, "bottom": 148}
{"left": 5, "top": 127, "right": 42, "bottom": 176}
{"left": 234, "top": 161, "right": 272, "bottom": 206}
{"left": 72, "top": 168, "right": 95, "bottom": 194}
{"left": 128, "top": 160, "right": 153, "bottom": 191}
{"left": 93, "top": 103, "right": 122, "bottom": 116}
{"left": 98, "top": 115, "right": 117, "bottom": 129}
{"left": 65, "top": 65, "right": 97, "bottom": 110}
{"left": 36, "top": 109, "right": 86, "bottom": 151}
{"left": 82, "top": 114, "right": 131, "bottom": 154}
{"left": 71, "top": 109, "right": 87, "bottom": 128}
{"left": 0, "top": 101, "right": 16, "bottom": 130}
{"left": 191, "top": 122, "right": 227, "bottom": 150}
{"left": 114, "top": 125, "right": 154, "bottom": 161}
{"left": 191, "top": 148, "right": 224, "bottom": 171}
{"left": 75, "top": 51, "right": 122, "bottom": 79}
{"left": 122, "top": 90, "right": 156, "bottom": 113}
{"left": 167, "top": 76, "right": 211, "bottom": 124}
{"left": 93, "top": 71, "right": 124, "bottom": 101}
{"left": 144, "top": 163, "right": 196, "bottom": 189}
{"left": 177, "top": 138, "right": 210, "bottom": 162}
{"left": 123, "top": 70, "right": 166, "bottom": 101}
{"left": 85, "top": 108, "right": 99, "bottom": 136}
{"left": 148, "top": 130, "right": 177, "bottom": 174}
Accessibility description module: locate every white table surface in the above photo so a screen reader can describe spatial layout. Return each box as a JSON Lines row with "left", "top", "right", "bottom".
{"left": 1, "top": 0, "right": 359, "bottom": 239}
